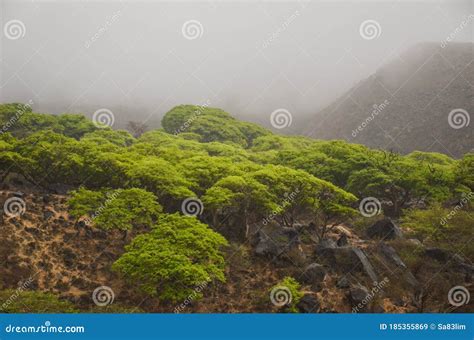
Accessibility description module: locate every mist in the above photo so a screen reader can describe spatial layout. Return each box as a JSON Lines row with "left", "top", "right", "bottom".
{"left": 1, "top": 0, "right": 472, "bottom": 132}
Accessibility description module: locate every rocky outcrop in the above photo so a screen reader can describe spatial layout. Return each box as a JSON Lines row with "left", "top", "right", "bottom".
{"left": 254, "top": 225, "right": 305, "bottom": 262}
{"left": 316, "top": 244, "right": 378, "bottom": 282}
{"left": 366, "top": 218, "right": 403, "bottom": 240}
{"left": 297, "top": 294, "right": 320, "bottom": 313}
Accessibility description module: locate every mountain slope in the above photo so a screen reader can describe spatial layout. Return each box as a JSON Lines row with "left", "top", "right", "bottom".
{"left": 303, "top": 42, "right": 473, "bottom": 158}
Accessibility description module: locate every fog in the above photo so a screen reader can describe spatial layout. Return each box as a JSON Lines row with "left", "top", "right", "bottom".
{"left": 1, "top": 0, "right": 472, "bottom": 131}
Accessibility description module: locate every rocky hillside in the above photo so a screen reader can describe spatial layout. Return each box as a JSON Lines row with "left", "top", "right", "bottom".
{"left": 1, "top": 188, "right": 472, "bottom": 313}
{"left": 303, "top": 42, "right": 473, "bottom": 158}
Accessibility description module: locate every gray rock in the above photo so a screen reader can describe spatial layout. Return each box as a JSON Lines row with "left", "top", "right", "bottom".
{"left": 349, "top": 285, "right": 370, "bottom": 306}
{"left": 297, "top": 294, "right": 320, "bottom": 313}
{"left": 379, "top": 243, "right": 407, "bottom": 269}
{"left": 379, "top": 243, "right": 419, "bottom": 288}
{"left": 43, "top": 210, "right": 54, "bottom": 221}
{"left": 425, "top": 248, "right": 474, "bottom": 276}
{"left": 314, "top": 238, "right": 337, "bottom": 257}
{"left": 336, "top": 276, "right": 350, "bottom": 288}
{"left": 407, "top": 238, "right": 422, "bottom": 246}
{"left": 337, "top": 234, "right": 348, "bottom": 247}
{"left": 316, "top": 246, "right": 378, "bottom": 282}
{"left": 254, "top": 226, "right": 302, "bottom": 260}
{"left": 366, "top": 218, "right": 403, "bottom": 240}
{"left": 301, "top": 263, "right": 326, "bottom": 284}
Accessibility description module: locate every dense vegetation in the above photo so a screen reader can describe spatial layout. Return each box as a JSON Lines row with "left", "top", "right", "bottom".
{"left": 0, "top": 102, "right": 472, "bottom": 309}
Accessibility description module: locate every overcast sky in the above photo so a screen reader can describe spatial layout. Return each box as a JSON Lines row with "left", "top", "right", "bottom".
{"left": 1, "top": 0, "right": 472, "bottom": 129}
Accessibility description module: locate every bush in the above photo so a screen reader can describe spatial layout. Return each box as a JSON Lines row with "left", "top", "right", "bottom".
{"left": 112, "top": 214, "right": 228, "bottom": 302}
{"left": 269, "top": 276, "right": 303, "bottom": 313}
{"left": 0, "top": 290, "right": 77, "bottom": 313}
{"left": 401, "top": 203, "right": 473, "bottom": 261}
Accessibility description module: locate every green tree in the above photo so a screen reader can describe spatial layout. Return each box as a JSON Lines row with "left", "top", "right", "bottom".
{"left": 112, "top": 214, "right": 228, "bottom": 302}
{"left": 125, "top": 158, "right": 194, "bottom": 208}
{"left": 68, "top": 188, "right": 162, "bottom": 232}
{"left": 202, "top": 175, "right": 275, "bottom": 239}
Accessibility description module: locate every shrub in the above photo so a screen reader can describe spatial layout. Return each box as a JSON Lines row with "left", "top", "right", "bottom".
{"left": 269, "top": 276, "right": 303, "bottom": 313}
{"left": 112, "top": 214, "right": 228, "bottom": 302}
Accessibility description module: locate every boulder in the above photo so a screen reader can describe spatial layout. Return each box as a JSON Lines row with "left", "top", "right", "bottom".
{"left": 336, "top": 276, "right": 350, "bottom": 288}
{"left": 366, "top": 218, "right": 403, "bottom": 240}
{"left": 425, "top": 248, "right": 474, "bottom": 276}
{"left": 12, "top": 191, "right": 25, "bottom": 198}
{"left": 316, "top": 246, "right": 378, "bottom": 282}
{"left": 301, "top": 263, "right": 326, "bottom": 284}
{"left": 43, "top": 210, "right": 54, "bottom": 221}
{"left": 379, "top": 244, "right": 406, "bottom": 269}
{"left": 254, "top": 226, "right": 303, "bottom": 261}
{"left": 349, "top": 285, "right": 370, "bottom": 311}
{"left": 297, "top": 294, "right": 320, "bottom": 313}
{"left": 314, "top": 238, "right": 337, "bottom": 257}
{"left": 379, "top": 243, "right": 419, "bottom": 288}
{"left": 337, "top": 234, "right": 348, "bottom": 247}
